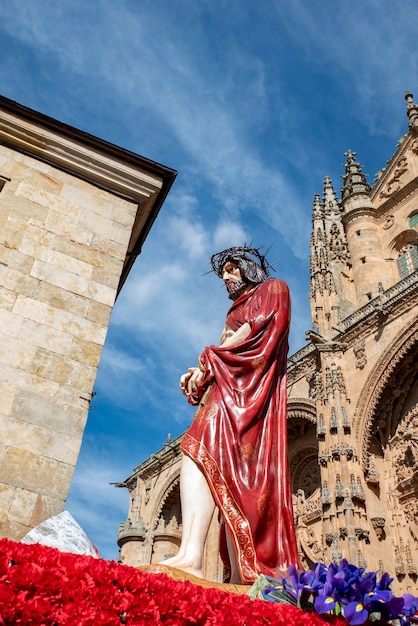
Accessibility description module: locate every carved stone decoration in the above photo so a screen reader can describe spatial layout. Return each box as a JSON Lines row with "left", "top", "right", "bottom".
{"left": 326, "top": 531, "right": 338, "bottom": 546}
{"left": 330, "top": 407, "right": 338, "bottom": 431}
{"left": 382, "top": 215, "right": 395, "bottom": 230}
{"left": 299, "top": 526, "right": 325, "bottom": 566}
{"left": 390, "top": 407, "right": 418, "bottom": 487}
{"left": 357, "top": 320, "right": 418, "bottom": 471}
{"left": 117, "top": 517, "right": 146, "bottom": 545}
{"left": 411, "top": 137, "right": 418, "bottom": 154}
{"left": 323, "top": 364, "right": 349, "bottom": 400}
{"left": 301, "top": 497, "right": 322, "bottom": 524}
{"left": 331, "top": 538, "right": 343, "bottom": 563}
{"left": 294, "top": 489, "right": 306, "bottom": 522}
{"left": 371, "top": 517, "right": 386, "bottom": 540}
{"left": 350, "top": 475, "right": 365, "bottom": 501}
{"left": 343, "top": 489, "right": 353, "bottom": 511}
{"left": 405, "top": 540, "right": 417, "bottom": 575}
{"left": 405, "top": 90, "right": 418, "bottom": 130}
{"left": 317, "top": 414, "right": 326, "bottom": 437}
{"left": 347, "top": 446, "right": 354, "bottom": 459}
{"left": 306, "top": 372, "right": 316, "bottom": 399}
{"left": 152, "top": 477, "right": 182, "bottom": 534}
{"left": 335, "top": 475, "right": 344, "bottom": 498}
{"left": 321, "top": 482, "right": 332, "bottom": 505}
{"left": 355, "top": 528, "right": 370, "bottom": 543}
{"left": 318, "top": 453, "right": 329, "bottom": 466}
{"left": 341, "top": 150, "right": 371, "bottom": 199}
{"left": 144, "top": 480, "right": 151, "bottom": 504}
{"left": 287, "top": 399, "right": 317, "bottom": 425}
{"left": 338, "top": 444, "right": 354, "bottom": 459}
{"left": 353, "top": 339, "right": 367, "bottom": 370}
{"left": 399, "top": 242, "right": 418, "bottom": 258}
{"left": 402, "top": 499, "right": 418, "bottom": 526}
{"left": 332, "top": 447, "right": 341, "bottom": 460}
{"left": 306, "top": 371, "right": 324, "bottom": 401}
{"left": 339, "top": 527, "right": 348, "bottom": 540}
{"left": 379, "top": 156, "right": 408, "bottom": 199}
{"left": 329, "top": 222, "right": 350, "bottom": 263}
{"left": 394, "top": 542, "right": 406, "bottom": 576}
{"left": 335, "top": 366, "right": 347, "bottom": 396}
{"left": 366, "top": 454, "right": 380, "bottom": 485}
{"left": 290, "top": 448, "right": 321, "bottom": 499}
{"left": 342, "top": 408, "right": 350, "bottom": 430}
{"left": 325, "top": 367, "right": 333, "bottom": 396}
{"left": 358, "top": 550, "right": 367, "bottom": 568}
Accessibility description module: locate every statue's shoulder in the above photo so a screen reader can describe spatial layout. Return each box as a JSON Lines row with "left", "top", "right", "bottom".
{"left": 261, "top": 278, "right": 289, "bottom": 295}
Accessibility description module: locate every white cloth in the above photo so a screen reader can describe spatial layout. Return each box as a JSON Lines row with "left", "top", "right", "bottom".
{"left": 20, "top": 510, "right": 99, "bottom": 558}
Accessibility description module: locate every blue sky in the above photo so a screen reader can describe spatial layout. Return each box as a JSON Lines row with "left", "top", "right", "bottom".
{"left": 1, "top": 0, "right": 417, "bottom": 559}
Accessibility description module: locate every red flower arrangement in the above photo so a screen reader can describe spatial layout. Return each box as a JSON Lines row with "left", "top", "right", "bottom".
{"left": 0, "top": 538, "right": 344, "bottom": 625}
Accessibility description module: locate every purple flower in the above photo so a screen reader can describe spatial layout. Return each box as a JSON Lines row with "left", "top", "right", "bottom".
{"left": 314, "top": 594, "right": 336, "bottom": 614}
{"left": 344, "top": 601, "right": 369, "bottom": 625}
{"left": 399, "top": 594, "right": 418, "bottom": 624}
{"left": 275, "top": 560, "right": 418, "bottom": 625}
{"left": 376, "top": 571, "right": 393, "bottom": 590}
{"left": 282, "top": 565, "right": 299, "bottom": 603}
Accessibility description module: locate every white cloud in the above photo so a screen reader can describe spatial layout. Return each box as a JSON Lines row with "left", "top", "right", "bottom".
{"left": 0, "top": 0, "right": 309, "bottom": 257}
{"left": 213, "top": 221, "right": 249, "bottom": 250}
{"left": 165, "top": 216, "right": 207, "bottom": 260}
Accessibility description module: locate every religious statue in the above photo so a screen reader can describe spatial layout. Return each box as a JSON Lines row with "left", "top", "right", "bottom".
{"left": 161, "top": 246, "right": 301, "bottom": 583}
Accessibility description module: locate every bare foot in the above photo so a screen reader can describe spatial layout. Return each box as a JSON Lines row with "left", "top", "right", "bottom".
{"left": 160, "top": 555, "right": 181, "bottom": 567}
{"left": 160, "top": 557, "right": 204, "bottom": 579}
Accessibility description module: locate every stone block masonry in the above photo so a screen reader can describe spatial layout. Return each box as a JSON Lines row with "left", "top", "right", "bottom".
{"left": 0, "top": 149, "right": 135, "bottom": 538}
{"left": 0, "top": 96, "right": 176, "bottom": 540}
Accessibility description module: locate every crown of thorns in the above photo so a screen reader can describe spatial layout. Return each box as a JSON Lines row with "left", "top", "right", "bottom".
{"left": 210, "top": 246, "right": 274, "bottom": 278}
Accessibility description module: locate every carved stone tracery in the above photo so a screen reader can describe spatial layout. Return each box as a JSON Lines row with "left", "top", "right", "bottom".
{"left": 353, "top": 339, "right": 367, "bottom": 370}
{"left": 290, "top": 447, "right": 320, "bottom": 500}
{"left": 153, "top": 477, "right": 181, "bottom": 532}
{"left": 356, "top": 320, "right": 418, "bottom": 470}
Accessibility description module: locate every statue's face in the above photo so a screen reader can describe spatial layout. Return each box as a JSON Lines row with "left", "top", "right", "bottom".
{"left": 222, "top": 260, "right": 241, "bottom": 282}
{"left": 222, "top": 261, "right": 246, "bottom": 300}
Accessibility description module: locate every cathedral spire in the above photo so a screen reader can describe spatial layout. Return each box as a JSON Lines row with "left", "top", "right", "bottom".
{"left": 312, "top": 193, "right": 323, "bottom": 222}
{"left": 323, "top": 176, "right": 340, "bottom": 216}
{"left": 341, "top": 150, "right": 371, "bottom": 201}
{"left": 309, "top": 177, "right": 355, "bottom": 335}
{"left": 405, "top": 90, "right": 418, "bottom": 131}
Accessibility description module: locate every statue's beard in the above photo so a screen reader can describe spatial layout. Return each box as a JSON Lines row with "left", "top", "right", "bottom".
{"left": 226, "top": 278, "right": 247, "bottom": 300}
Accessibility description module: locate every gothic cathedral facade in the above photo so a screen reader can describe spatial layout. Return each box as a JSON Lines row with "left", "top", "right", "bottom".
{"left": 117, "top": 93, "right": 418, "bottom": 595}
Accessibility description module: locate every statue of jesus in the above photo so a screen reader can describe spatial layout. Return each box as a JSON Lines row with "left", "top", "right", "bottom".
{"left": 161, "top": 246, "right": 301, "bottom": 584}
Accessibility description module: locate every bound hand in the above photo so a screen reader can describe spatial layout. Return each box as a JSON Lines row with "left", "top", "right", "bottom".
{"left": 180, "top": 367, "right": 204, "bottom": 397}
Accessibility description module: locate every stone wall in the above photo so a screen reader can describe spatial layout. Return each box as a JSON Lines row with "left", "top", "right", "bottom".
{"left": 0, "top": 96, "right": 176, "bottom": 540}
{"left": 0, "top": 147, "right": 138, "bottom": 538}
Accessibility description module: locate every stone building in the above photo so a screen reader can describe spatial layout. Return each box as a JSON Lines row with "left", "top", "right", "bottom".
{"left": 0, "top": 96, "right": 176, "bottom": 540}
{"left": 117, "top": 93, "right": 418, "bottom": 594}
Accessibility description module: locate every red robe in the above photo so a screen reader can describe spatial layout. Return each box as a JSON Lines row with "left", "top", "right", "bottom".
{"left": 181, "top": 279, "right": 301, "bottom": 583}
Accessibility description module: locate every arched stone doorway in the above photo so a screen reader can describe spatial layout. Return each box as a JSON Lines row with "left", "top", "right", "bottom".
{"left": 150, "top": 477, "right": 182, "bottom": 564}
{"left": 356, "top": 322, "right": 418, "bottom": 587}
{"left": 287, "top": 399, "right": 323, "bottom": 568}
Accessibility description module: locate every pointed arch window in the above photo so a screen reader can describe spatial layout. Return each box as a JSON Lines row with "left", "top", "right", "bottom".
{"left": 397, "top": 243, "right": 418, "bottom": 279}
